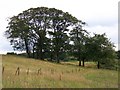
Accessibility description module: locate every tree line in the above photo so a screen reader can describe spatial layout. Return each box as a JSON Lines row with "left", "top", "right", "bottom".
{"left": 5, "top": 7, "right": 117, "bottom": 69}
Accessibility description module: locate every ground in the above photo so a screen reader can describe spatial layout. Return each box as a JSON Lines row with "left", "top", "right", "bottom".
{"left": 2, "top": 55, "right": 118, "bottom": 88}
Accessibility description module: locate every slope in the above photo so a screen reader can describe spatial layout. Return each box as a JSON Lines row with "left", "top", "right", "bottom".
{"left": 2, "top": 55, "right": 118, "bottom": 88}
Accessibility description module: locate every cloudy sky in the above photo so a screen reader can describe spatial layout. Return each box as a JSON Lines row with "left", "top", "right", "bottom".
{"left": 0, "top": 0, "right": 119, "bottom": 54}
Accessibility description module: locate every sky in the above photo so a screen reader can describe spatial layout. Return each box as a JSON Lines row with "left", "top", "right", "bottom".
{"left": 0, "top": 0, "right": 119, "bottom": 54}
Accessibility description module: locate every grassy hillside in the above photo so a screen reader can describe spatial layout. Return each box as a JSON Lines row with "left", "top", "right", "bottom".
{"left": 2, "top": 55, "right": 118, "bottom": 88}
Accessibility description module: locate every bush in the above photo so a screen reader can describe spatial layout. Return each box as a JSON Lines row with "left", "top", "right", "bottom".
{"left": 7, "top": 52, "right": 17, "bottom": 55}
{"left": 100, "top": 59, "right": 118, "bottom": 70}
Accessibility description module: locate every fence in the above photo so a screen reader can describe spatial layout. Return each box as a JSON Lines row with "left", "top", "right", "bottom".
{"left": 2, "top": 66, "right": 82, "bottom": 81}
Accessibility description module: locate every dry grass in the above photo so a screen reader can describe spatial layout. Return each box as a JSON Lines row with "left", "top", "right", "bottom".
{"left": 2, "top": 55, "right": 118, "bottom": 88}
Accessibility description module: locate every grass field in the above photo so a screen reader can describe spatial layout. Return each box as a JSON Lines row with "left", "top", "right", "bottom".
{"left": 2, "top": 55, "right": 118, "bottom": 88}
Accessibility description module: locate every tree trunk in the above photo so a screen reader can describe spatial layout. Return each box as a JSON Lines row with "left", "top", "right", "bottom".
{"left": 55, "top": 40, "right": 60, "bottom": 63}
{"left": 50, "top": 51, "right": 53, "bottom": 61}
{"left": 32, "top": 45, "right": 35, "bottom": 58}
{"left": 56, "top": 52, "right": 60, "bottom": 63}
{"left": 79, "top": 60, "right": 81, "bottom": 66}
{"left": 36, "top": 49, "right": 39, "bottom": 59}
{"left": 57, "top": 59, "right": 60, "bottom": 63}
{"left": 97, "top": 61, "right": 100, "bottom": 69}
{"left": 33, "top": 50, "right": 34, "bottom": 58}
{"left": 78, "top": 55, "right": 81, "bottom": 66}
{"left": 38, "top": 38, "right": 44, "bottom": 60}
{"left": 82, "top": 58, "right": 85, "bottom": 67}
{"left": 24, "top": 38, "right": 30, "bottom": 58}
{"left": 40, "top": 48, "right": 44, "bottom": 60}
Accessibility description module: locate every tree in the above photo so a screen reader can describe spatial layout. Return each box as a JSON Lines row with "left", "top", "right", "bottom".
{"left": 5, "top": 15, "right": 31, "bottom": 57}
{"left": 5, "top": 7, "right": 82, "bottom": 63}
{"left": 5, "top": 7, "right": 52, "bottom": 59}
{"left": 117, "top": 50, "right": 120, "bottom": 59}
{"left": 5, "top": 7, "right": 116, "bottom": 69}
{"left": 70, "top": 21, "right": 89, "bottom": 66}
{"left": 48, "top": 8, "right": 78, "bottom": 63}
{"left": 86, "top": 33, "right": 117, "bottom": 69}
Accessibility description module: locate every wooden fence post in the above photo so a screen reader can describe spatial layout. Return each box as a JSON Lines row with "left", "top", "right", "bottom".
{"left": 51, "top": 69, "right": 54, "bottom": 74}
{"left": 71, "top": 69, "right": 74, "bottom": 73}
{"left": 61, "top": 71, "right": 64, "bottom": 75}
{"left": 59, "top": 74, "right": 62, "bottom": 80}
{"left": 37, "top": 68, "right": 41, "bottom": 75}
{"left": 2, "top": 66, "right": 4, "bottom": 74}
{"left": 15, "top": 67, "right": 20, "bottom": 75}
{"left": 27, "top": 68, "right": 29, "bottom": 75}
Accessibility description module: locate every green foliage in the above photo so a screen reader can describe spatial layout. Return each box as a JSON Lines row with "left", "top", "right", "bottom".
{"left": 70, "top": 21, "right": 89, "bottom": 66}
{"left": 5, "top": 7, "right": 117, "bottom": 69}
{"left": 100, "top": 59, "right": 118, "bottom": 70}
{"left": 117, "top": 50, "right": 120, "bottom": 59}
{"left": 86, "top": 33, "right": 117, "bottom": 69}
{"left": 7, "top": 52, "right": 17, "bottom": 55}
{"left": 5, "top": 6, "right": 82, "bottom": 63}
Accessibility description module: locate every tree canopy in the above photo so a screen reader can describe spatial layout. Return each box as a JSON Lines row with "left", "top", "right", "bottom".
{"left": 5, "top": 7, "right": 117, "bottom": 69}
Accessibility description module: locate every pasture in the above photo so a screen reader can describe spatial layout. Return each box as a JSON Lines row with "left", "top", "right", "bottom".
{"left": 2, "top": 55, "right": 118, "bottom": 88}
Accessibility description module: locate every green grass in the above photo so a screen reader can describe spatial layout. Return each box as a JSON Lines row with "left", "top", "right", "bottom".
{"left": 2, "top": 55, "right": 118, "bottom": 88}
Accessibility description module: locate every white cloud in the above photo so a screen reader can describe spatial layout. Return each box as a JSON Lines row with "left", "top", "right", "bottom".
{"left": 86, "top": 24, "right": 118, "bottom": 42}
{"left": 86, "top": 23, "right": 118, "bottom": 50}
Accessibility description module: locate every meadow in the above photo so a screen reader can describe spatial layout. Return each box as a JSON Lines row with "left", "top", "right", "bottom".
{"left": 2, "top": 55, "right": 118, "bottom": 88}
